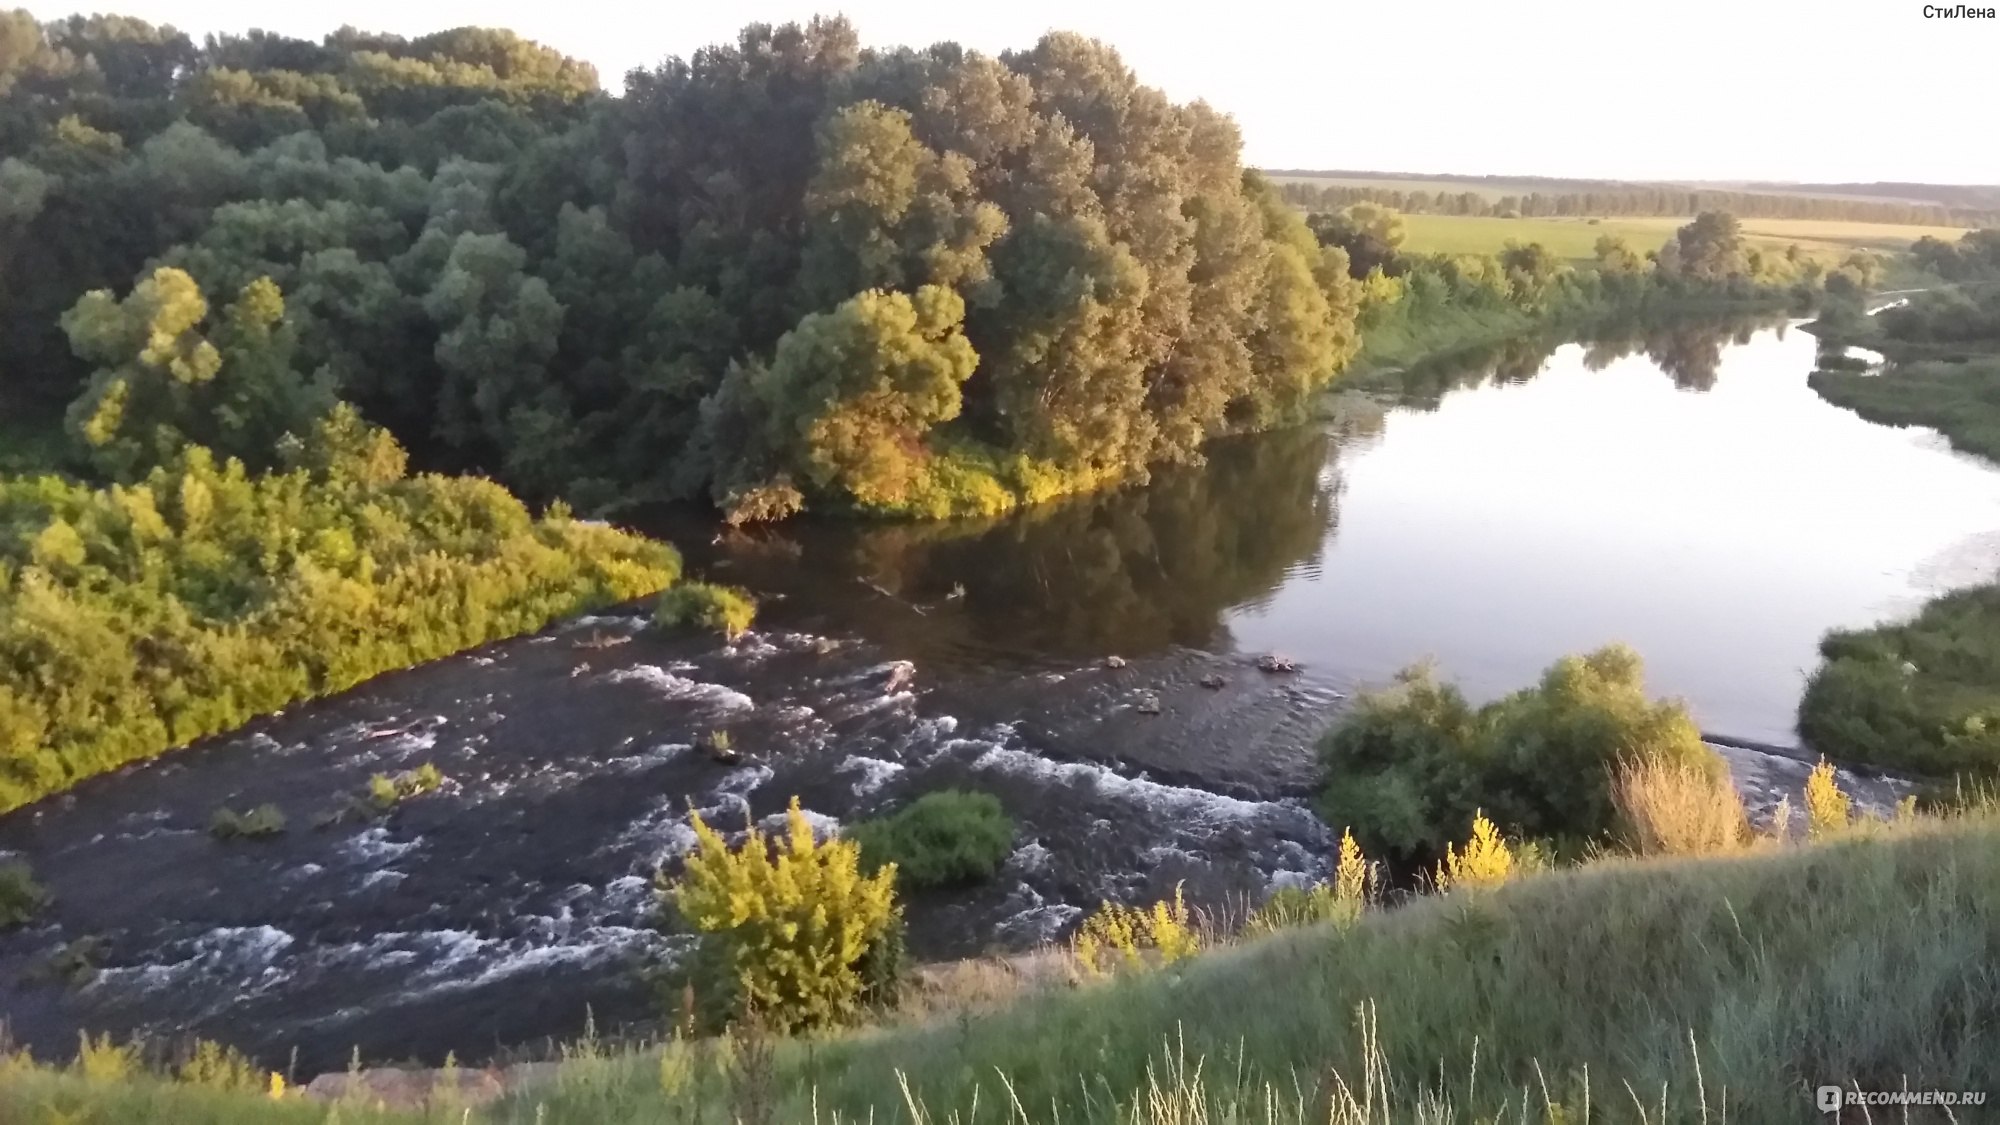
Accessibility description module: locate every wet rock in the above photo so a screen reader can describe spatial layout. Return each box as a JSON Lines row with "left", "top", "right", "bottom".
{"left": 1198, "top": 674, "right": 1229, "bottom": 690}
{"left": 1103, "top": 655, "right": 1127, "bottom": 669}
{"left": 880, "top": 660, "right": 916, "bottom": 694}
{"left": 1254, "top": 653, "right": 1299, "bottom": 674}
{"left": 1133, "top": 691, "right": 1162, "bottom": 715}
{"left": 572, "top": 631, "right": 630, "bottom": 650}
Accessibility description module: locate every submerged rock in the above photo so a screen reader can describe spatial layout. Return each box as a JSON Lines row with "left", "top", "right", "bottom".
{"left": 1254, "top": 653, "right": 1298, "bottom": 674}
{"left": 1199, "top": 673, "right": 1230, "bottom": 690}
{"left": 1133, "top": 691, "right": 1162, "bottom": 715}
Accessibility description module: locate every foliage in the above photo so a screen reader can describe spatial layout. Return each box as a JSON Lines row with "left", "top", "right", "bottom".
{"left": 1247, "top": 828, "right": 1371, "bottom": 935}
{"left": 175, "top": 1040, "right": 263, "bottom": 1093}
{"left": 1072, "top": 885, "right": 1201, "bottom": 977}
{"left": 365, "top": 762, "right": 444, "bottom": 812}
{"left": 439, "top": 813, "right": 2000, "bottom": 1124}
{"left": 1802, "top": 268, "right": 2000, "bottom": 775}
{"left": 0, "top": 407, "right": 677, "bottom": 813}
{"left": 0, "top": 859, "right": 47, "bottom": 928}
{"left": 1611, "top": 754, "right": 1748, "bottom": 856}
{"left": 1804, "top": 758, "right": 1852, "bottom": 840}
{"left": 1433, "top": 811, "right": 1515, "bottom": 892}
{"left": 1317, "top": 646, "right": 1724, "bottom": 867}
{"left": 208, "top": 802, "right": 286, "bottom": 839}
{"left": 845, "top": 789, "right": 1015, "bottom": 890}
{"left": 653, "top": 582, "right": 757, "bottom": 641}
{"left": 667, "top": 796, "right": 900, "bottom": 1033}
{"left": 0, "top": 12, "right": 1382, "bottom": 523}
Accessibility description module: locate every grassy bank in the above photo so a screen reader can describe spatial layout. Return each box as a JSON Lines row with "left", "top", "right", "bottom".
{"left": 1799, "top": 267, "right": 2000, "bottom": 776}
{"left": 11, "top": 808, "right": 1997, "bottom": 1124}
{"left": 1812, "top": 355, "right": 2000, "bottom": 462}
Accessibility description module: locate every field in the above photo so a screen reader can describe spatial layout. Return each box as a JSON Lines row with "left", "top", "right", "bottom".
{"left": 1397, "top": 213, "right": 1971, "bottom": 265}
{"left": 1263, "top": 170, "right": 2000, "bottom": 212}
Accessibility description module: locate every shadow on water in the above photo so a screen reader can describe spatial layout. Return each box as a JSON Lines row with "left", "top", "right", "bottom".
{"left": 648, "top": 423, "right": 1345, "bottom": 671}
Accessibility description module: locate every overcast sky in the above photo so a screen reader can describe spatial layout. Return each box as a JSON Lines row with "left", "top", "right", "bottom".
{"left": 27, "top": 0, "right": 2000, "bottom": 184}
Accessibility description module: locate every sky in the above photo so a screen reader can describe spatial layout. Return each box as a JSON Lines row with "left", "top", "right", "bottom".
{"left": 26, "top": 0, "right": 2000, "bottom": 184}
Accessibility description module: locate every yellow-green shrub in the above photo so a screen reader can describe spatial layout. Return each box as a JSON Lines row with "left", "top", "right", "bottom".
{"left": 1073, "top": 885, "right": 1201, "bottom": 977}
{"left": 668, "top": 797, "right": 899, "bottom": 1032}
{"left": 1805, "top": 757, "right": 1852, "bottom": 839}
{"left": 1435, "top": 811, "right": 1515, "bottom": 892}
{"left": 654, "top": 582, "right": 757, "bottom": 640}
{"left": 1247, "top": 828, "right": 1372, "bottom": 935}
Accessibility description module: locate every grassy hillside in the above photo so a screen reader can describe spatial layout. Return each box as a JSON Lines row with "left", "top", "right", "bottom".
{"left": 1398, "top": 214, "right": 1968, "bottom": 265}
{"left": 10, "top": 811, "right": 1997, "bottom": 1124}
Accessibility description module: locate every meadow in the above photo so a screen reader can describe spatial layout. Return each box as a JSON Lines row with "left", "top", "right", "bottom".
{"left": 1397, "top": 214, "right": 1969, "bottom": 265}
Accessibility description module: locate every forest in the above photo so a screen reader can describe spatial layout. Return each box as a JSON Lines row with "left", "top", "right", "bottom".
{"left": 0, "top": 11, "right": 1848, "bottom": 527}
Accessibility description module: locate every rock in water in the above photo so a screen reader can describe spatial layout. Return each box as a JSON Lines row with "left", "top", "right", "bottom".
{"left": 1199, "top": 673, "right": 1229, "bottom": 690}
{"left": 1134, "top": 691, "right": 1162, "bottom": 715}
{"left": 1255, "top": 653, "right": 1298, "bottom": 674}
{"left": 1103, "top": 655, "right": 1127, "bottom": 669}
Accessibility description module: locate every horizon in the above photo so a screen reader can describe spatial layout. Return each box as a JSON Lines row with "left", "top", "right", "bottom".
{"left": 19, "top": 0, "right": 1999, "bottom": 186}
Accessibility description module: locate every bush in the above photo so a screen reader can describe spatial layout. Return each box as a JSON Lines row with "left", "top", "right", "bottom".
{"left": 208, "top": 803, "right": 287, "bottom": 840}
{"left": 1073, "top": 885, "right": 1201, "bottom": 977}
{"left": 654, "top": 582, "right": 757, "bottom": 640}
{"left": 846, "top": 790, "right": 1015, "bottom": 889}
{"left": 666, "top": 796, "right": 900, "bottom": 1033}
{"left": 1318, "top": 646, "right": 1723, "bottom": 866}
{"left": 0, "top": 862, "right": 47, "bottom": 929}
{"left": 366, "top": 762, "right": 444, "bottom": 812}
{"left": 1246, "top": 828, "right": 1372, "bottom": 935}
{"left": 1612, "top": 755, "right": 1749, "bottom": 856}
{"left": 1434, "top": 811, "right": 1516, "bottom": 892}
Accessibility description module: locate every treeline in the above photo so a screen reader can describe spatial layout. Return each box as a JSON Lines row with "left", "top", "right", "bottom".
{"left": 1309, "top": 205, "right": 1876, "bottom": 372}
{"left": 1273, "top": 180, "right": 1999, "bottom": 228}
{"left": 0, "top": 11, "right": 1371, "bottom": 523}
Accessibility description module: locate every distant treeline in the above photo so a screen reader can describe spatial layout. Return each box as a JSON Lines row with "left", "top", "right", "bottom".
{"left": 1271, "top": 179, "right": 1999, "bottom": 228}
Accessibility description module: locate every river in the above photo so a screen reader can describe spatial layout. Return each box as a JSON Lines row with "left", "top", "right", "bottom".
{"left": 0, "top": 310, "right": 1992, "bottom": 1071}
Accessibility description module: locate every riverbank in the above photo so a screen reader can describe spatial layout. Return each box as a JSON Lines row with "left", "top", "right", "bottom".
{"left": 1797, "top": 272, "right": 2000, "bottom": 779}
{"left": 10, "top": 797, "right": 1996, "bottom": 1124}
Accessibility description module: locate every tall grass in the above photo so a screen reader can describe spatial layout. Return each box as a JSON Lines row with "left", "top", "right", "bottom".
{"left": 486, "top": 813, "right": 2000, "bottom": 1124}
{"left": 1611, "top": 756, "right": 1749, "bottom": 856}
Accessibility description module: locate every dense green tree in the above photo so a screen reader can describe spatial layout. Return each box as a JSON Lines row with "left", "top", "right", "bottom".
{"left": 62, "top": 267, "right": 335, "bottom": 479}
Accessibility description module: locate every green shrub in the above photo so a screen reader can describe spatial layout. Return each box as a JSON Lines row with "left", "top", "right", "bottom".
{"left": 1798, "top": 585, "right": 2000, "bottom": 776}
{"left": 1318, "top": 646, "right": 1723, "bottom": 866}
{"left": 846, "top": 790, "right": 1015, "bottom": 889}
{"left": 364, "top": 762, "right": 445, "bottom": 812}
{"left": 0, "top": 862, "right": 48, "bottom": 929}
{"left": 665, "top": 797, "right": 900, "bottom": 1033}
{"left": 208, "top": 804, "right": 287, "bottom": 840}
{"left": 654, "top": 582, "right": 757, "bottom": 640}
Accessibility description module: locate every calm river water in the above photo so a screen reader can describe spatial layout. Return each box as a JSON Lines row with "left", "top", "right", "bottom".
{"left": 0, "top": 311, "right": 1991, "bottom": 1070}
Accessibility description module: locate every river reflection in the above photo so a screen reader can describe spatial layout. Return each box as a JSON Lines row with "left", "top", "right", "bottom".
{"left": 679, "top": 309, "right": 2000, "bottom": 746}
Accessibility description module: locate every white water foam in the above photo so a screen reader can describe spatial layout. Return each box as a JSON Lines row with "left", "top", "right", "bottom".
{"left": 838, "top": 755, "right": 905, "bottom": 796}
{"left": 603, "top": 665, "right": 754, "bottom": 712}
